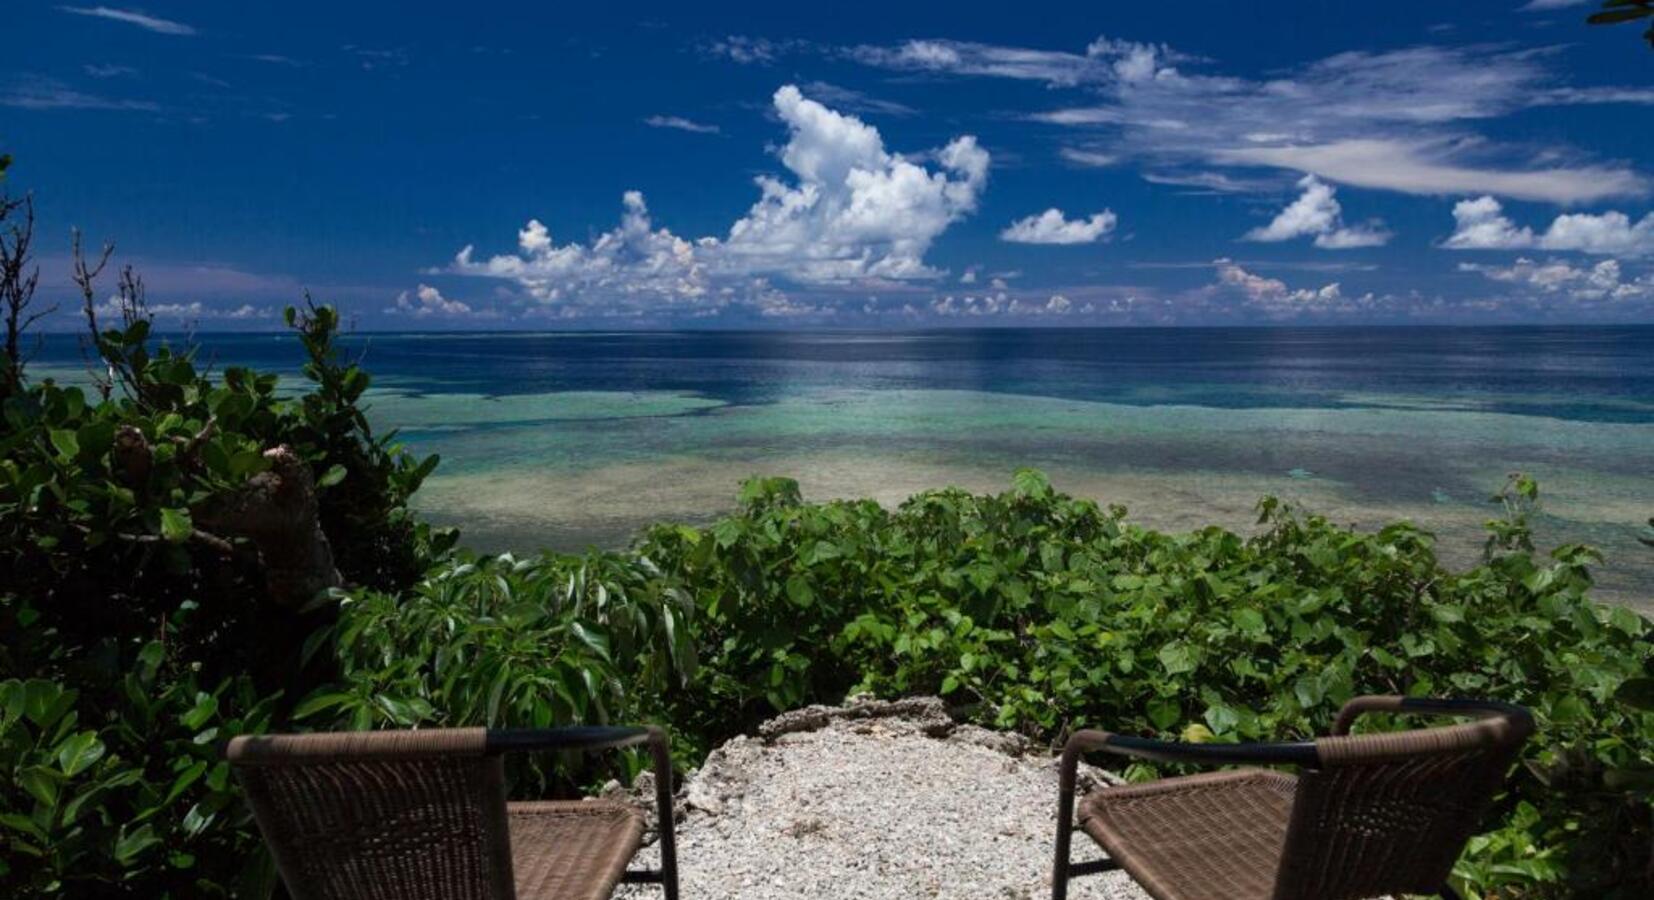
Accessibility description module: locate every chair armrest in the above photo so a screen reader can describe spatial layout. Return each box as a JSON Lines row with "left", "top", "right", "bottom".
{"left": 1058, "top": 728, "right": 1317, "bottom": 791}
{"left": 484, "top": 725, "right": 656, "bottom": 755}
{"left": 1331, "top": 696, "right": 1535, "bottom": 736}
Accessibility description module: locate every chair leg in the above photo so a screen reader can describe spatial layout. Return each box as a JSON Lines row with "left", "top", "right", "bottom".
{"left": 1052, "top": 781, "right": 1076, "bottom": 900}
{"left": 1052, "top": 795, "right": 1071, "bottom": 899}
{"left": 650, "top": 736, "right": 680, "bottom": 900}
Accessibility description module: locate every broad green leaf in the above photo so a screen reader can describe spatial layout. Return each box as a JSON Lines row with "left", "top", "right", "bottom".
{"left": 159, "top": 508, "right": 193, "bottom": 543}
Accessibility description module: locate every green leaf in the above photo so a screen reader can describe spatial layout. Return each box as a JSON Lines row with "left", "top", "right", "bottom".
{"left": 49, "top": 429, "right": 79, "bottom": 458}
{"left": 1011, "top": 468, "right": 1052, "bottom": 499}
{"left": 318, "top": 464, "right": 347, "bottom": 488}
{"left": 159, "top": 508, "right": 193, "bottom": 543}
{"left": 19, "top": 766, "right": 62, "bottom": 807}
{"left": 785, "top": 574, "right": 816, "bottom": 608}
{"left": 114, "top": 825, "right": 161, "bottom": 863}
{"left": 569, "top": 622, "right": 612, "bottom": 661}
{"left": 56, "top": 731, "right": 105, "bottom": 777}
{"left": 1147, "top": 698, "right": 1180, "bottom": 730}
{"left": 292, "top": 691, "right": 354, "bottom": 719}
{"left": 180, "top": 692, "right": 218, "bottom": 731}
{"left": 1157, "top": 642, "right": 1197, "bottom": 676}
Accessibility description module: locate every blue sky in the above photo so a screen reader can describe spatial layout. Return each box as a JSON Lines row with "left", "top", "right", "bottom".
{"left": 4, "top": 1, "right": 1654, "bottom": 328}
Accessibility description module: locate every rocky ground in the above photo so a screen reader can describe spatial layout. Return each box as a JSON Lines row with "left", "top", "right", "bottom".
{"left": 611, "top": 696, "right": 1147, "bottom": 899}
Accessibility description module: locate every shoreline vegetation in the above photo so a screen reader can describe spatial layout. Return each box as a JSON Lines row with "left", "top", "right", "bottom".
{"left": 2, "top": 186, "right": 1652, "bottom": 897}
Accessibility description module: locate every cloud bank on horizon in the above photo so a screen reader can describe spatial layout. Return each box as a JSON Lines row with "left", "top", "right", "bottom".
{"left": 6, "top": 3, "right": 1654, "bottom": 327}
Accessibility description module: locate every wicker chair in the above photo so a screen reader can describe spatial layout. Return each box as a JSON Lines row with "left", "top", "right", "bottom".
{"left": 1051, "top": 696, "right": 1534, "bottom": 900}
{"left": 225, "top": 725, "right": 678, "bottom": 900}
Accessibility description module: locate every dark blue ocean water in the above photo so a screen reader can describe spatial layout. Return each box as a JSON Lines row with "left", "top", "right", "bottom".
{"left": 34, "top": 325, "right": 1654, "bottom": 423}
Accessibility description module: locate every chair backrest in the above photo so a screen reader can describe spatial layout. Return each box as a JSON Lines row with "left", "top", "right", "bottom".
{"left": 1272, "top": 697, "right": 1534, "bottom": 900}
{"left": 226, "top": 728, "right": 517, "bottom": 900}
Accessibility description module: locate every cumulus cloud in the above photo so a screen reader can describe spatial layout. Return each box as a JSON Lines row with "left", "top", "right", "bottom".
{"left": 89, "top": 298, "right": 270, "bottom": 323}
{"left": 451, "top": 85, "right": 989, "bottom": 314}
{"left": 1458, "top": 257, "right": 1654, "bottom": 301}
{"left": 390, "top": 284, "right": 474, "bottom": 317}
{"left": 1000, "top": 208, "right": 1117, "bottom": 245}
{"left": 1213, "top": 258, "right": 1363, "bottom": 312}
{"left": 1445, "top": 196, "right": 1654, "bottom": 256}
{"left": 1243, "top": 175, "right": 1391, "bottom": 248}
{"left": 454, "top": 191, "right": 710, "bottom": 307}
{"left": 58, "top": 6, "right": 195, "bottom": 35}
{"left": 855, "top": 37, "right": 1651, "bottom": 204}
{"left": 643, "top": 115, "right": 720, "bottom": 134}
{"left": 720, "top": 85, "right": 988, "bottom": 281}
{"left": 930, "top": 292, "right": 1083, "bottom": 318}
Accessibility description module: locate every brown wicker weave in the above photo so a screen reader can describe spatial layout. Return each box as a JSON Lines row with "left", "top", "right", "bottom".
{"left": 226, "top": 725, "right": 678, "bottom": 900}
{"left": 1051, "top": 696, "right": 1533, "bottom": 900}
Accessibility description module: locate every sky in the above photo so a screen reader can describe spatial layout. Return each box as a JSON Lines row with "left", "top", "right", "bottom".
{"left": 4, "top": 1, "right": 1654, "bottom": 329}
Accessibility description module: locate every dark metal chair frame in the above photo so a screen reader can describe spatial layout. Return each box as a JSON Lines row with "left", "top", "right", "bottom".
{"left": 1051, "top": 696, "right": 1534, "bottom": 900}
{"left": 227, "top": 724, "right": 678, "bottom": 900}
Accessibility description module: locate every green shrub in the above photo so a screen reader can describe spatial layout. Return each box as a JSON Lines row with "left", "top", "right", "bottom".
{"left": 341, "top": 471, "right": 1651, "bottom": 898}
{"left": 314, "top": 551, "right": 698, "bottom": 787}
{"left": 0, "top": 298, "right": 448, "bottom": 895}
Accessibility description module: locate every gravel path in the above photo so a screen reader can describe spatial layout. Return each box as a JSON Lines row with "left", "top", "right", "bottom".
{"left": 614, "top": 697, "right": 1147, "bottom": 900}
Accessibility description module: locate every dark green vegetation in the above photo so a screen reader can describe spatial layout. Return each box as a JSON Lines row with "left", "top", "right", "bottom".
{"left": 0, "top": 297, "right": 450, "bottom": 893}
{"left": 330, "top": 473, "right": 1654, "bottom": 898}
{"left": 1, "top": 171, "right": 450, "bottom": 895}
{"left": 3, "top": 177, "right": 1651, "bottom": 897}
{"left": 1589, "top": 1, "right": 1654, "bottom": 49}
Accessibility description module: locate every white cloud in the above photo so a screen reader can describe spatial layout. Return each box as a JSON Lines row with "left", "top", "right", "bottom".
{"left": 454, "top": 191, "right": 710, "bottom": 307}
{"left": 720, "top": 85, "right": 988, "bottom": 281}
{"left": 1000, "top": 208, "right": 1117, "bottom": 245}
{"left": 1217, "top": 140, "right": 1643, "bottom": 205}
{"left": 796, "top": 81, "right": 916, "bottom": 118}
{"left": 58, "top": 6, "right": 195, "bottom": 35}
{"left": 1058, "top": 147, "right": 1120, "bottom": 167}
{"left": 451, "top": 85, "right": 988, "bottom": 314}
{"left": 701, "top": 36, "right": 807, "bottom": 65}
{"left": 0, "top": 75, "right": 157, "bottom": 111}
{"left": 1141, "top": 171, "right": 1277, "bottom": 194}
{"left": 1445, "top": 196, "right": 1654, "bottom": 256}
{"left": 1459, "top": 257, "right": 1654, "bottom": 301}
{"left": 929, "top": 292, "right": 1079, "bottom": 317}
{"left": 854, "top": 37, "right": 1651, "bottom": 204}
{"left": 1244, "top": 175, "right": 1391, "bottom": 248}
{"left": 390, "top": 284, "right": 473, "bottom": 317}
{"left": 1213, "top": 258, "right": 1363, "bottom": 311}
{"left": 90, "top": 298, "right": 271, "bottom": 322}
{"left": 848, "top": 37, "right": 1184, "bottom": 88}
{"left": 643, "top": 115, "right": 720, "bottom": 134}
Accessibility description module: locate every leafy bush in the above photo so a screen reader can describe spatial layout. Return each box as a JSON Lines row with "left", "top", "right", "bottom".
{"left": 0, "top": 296, "right": 448, "bottom": 894}
{"left": 312, "top": 551, "right": 697, "bottom": 789}
{"left": 338, "top": 471, "right": 1651, "bottom": 898}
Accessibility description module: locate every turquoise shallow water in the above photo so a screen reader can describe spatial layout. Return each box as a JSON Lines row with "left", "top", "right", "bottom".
{"left": 30, "top": 327, "right": 1654, "bottom": 609}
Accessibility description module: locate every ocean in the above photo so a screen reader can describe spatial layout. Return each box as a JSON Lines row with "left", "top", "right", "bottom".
{"left": 30, "top": 326, "right": 1654, "bottom": 609}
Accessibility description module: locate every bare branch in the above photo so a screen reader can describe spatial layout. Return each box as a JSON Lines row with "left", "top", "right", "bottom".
{"left": 1, "top": 194, "right": 49, "bottom": 398}
{"left": 71, "top": 228, "right": 117, "bottom": 400}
